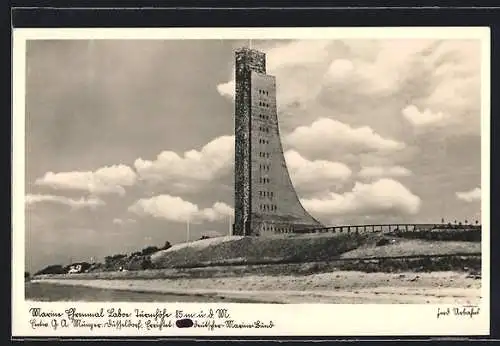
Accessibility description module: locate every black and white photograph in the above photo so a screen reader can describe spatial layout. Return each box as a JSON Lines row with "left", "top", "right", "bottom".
{"left": 12, "top": 27, "right": 490, "bottom": 336}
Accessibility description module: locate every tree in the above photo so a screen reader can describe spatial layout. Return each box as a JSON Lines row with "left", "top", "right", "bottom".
{"left": 441, "top": 218, "right": 445, "bottom": 224}
{"left": 141, "top": 257, "right": 154, "bottom": 270}
{"left": 141, "top": 246, "right": 160, "bottom": 256}
{"left": 465, "top": 219, "right": 469, "bottom": 225}
{"left": 163, "top": 241, "right": 172, "bottom": 250}
{"left": 476, "top": 220, "right": 479, "bottom": 225}
{"left": 35, "top": 264, "right": 66, "bottom": 276}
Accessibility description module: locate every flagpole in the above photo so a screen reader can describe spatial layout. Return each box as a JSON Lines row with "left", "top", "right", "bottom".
{"left": 187, "top": 217, "right": 190, "bottom": 243}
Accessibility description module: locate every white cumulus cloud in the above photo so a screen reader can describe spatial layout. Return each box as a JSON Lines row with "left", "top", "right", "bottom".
{"left": 218, "top": 39, "right": 481, "bottom": 136}
{"left": 134, "top": 135, "right": 234, "bottom": 186}
{"left": 402, "top": 105, "right": 450, "bottom": 127}
{"left": 265, "top": 40, "right": 332, "bottom": 71}
{"left": 217, "top": 40, "right": 332, "bottom": 106}
{"left": 402, "top": 40, "right": 481, "bottom": 133}
{"left": 35, "top": 164, "right": 137, "bottom": 196}
{"left": 325, "top": 59, "right": 355, "bottom": 81}
{"left": 285, "top": 118, "right": 405, "bottom": 155}
{"left": 456, "top": 187, "right": 481, "bottom": 202}
{"left": 198, "top": 202, "right": 234, "bottom": 222}
{"left": 128, "top": 194, "right": 233, "bottom": 224}
{"left": 301, "top": 178, "right": 421, "bottom": 216}
{"left": 358, "top": 165, "right": 412, "bottom": 179}
{"left": 284, "top": 150, "right": 351, "bottom": 191}
{"left": 25, "top": 194, "right": 105, "bottom": 210}
{"left": 216, "top": 79, "right": 235, "bottom": 99}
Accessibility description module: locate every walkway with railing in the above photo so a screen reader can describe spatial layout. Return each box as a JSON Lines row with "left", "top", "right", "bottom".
{"left": 294, "top": 223, "right": 481, "bottom": 234}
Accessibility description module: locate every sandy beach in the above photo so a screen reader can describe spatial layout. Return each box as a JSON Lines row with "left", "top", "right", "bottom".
{"left": 29, "top": 271, "right": 481, "bottom": 304}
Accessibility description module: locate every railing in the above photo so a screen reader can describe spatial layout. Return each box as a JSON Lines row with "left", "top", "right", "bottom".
{"left": 294, "top": 224, "right": 481, "bottom": 234}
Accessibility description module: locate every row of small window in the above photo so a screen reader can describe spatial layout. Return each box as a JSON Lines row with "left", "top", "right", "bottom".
{"left": 259, "top": 190, "right": 274, "bottom": 198}
{"left": 259, "top": 152, "right": 270, "bottom": 158}
{"left": 259, "top": 138, "right": 270, "bottom": 144}
{"left": 262, "top": 225, "right": 292, "bottom": 233}
{"left": 260, "top": 163, "right": 270, "bottom": 171}
{"left": 259, "top": 126, "right": 270, "bottom": 133}
{"left": 259, "top": 177, "right": 270, "bottom": 184}
{"left": 258, "top": 89, "right": 269, "bottom": 96}
{"left": 258, "top": 114, "right": 270, "bottom": 120}
{"left": 259, "top": 102, "right": 271, "bottom": 108}
{"left": 260, "top": 204, "right": 277, "bottom": 212}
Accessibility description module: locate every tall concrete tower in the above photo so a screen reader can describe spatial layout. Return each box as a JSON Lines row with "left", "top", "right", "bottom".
{"left": 233, "top": 47, "right": 322, "bottom": 236}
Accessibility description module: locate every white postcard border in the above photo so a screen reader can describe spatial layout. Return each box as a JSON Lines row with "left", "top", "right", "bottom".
{"left": 12, "top": 27, "right": 491, "bottom": 337}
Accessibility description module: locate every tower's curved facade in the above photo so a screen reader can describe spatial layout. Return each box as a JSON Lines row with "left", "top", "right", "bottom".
{"left": 234, "top": 47, "right": 323, "bottom": 236}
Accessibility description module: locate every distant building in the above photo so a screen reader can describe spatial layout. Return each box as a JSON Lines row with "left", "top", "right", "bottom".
{"left": 67, "top": 264, "right": 83, "bottom": 274}
{"left": 233, "top": 47, "right": 322, "bottom": 236}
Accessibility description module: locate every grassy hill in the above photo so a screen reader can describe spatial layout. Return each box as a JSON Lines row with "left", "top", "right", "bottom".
{"left": 33, "top": 232, "right": 481, "bottom": 280}
{"left": 151, "top": 232, "right": 480, "bottom": 269}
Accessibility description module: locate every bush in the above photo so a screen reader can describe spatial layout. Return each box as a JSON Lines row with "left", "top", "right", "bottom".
{"left": 35, "top": 264, "right": 67, "bottom": 276}
{"left": 376, "top": 238, "right": 390, "bottom": 246}
{"left": 126, "top": 256, "right": 155, "bottom": 271}
{"left": 141, "top": 246, "right": 160, "bottom": 256}
{"left": 87, "top": 262, "right": 103, "bottom": 272}
{"left": 105, "top": 254, "right": 127, "bottom": 264}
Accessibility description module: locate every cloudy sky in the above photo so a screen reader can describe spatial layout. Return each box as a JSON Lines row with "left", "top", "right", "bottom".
{"left": 25, "top": 38, "right": 482, "bottom": 272}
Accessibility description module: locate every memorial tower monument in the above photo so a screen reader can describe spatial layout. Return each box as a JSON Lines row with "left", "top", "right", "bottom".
{"left": 233, "top": 47, "right": 322, "bottom": 236}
